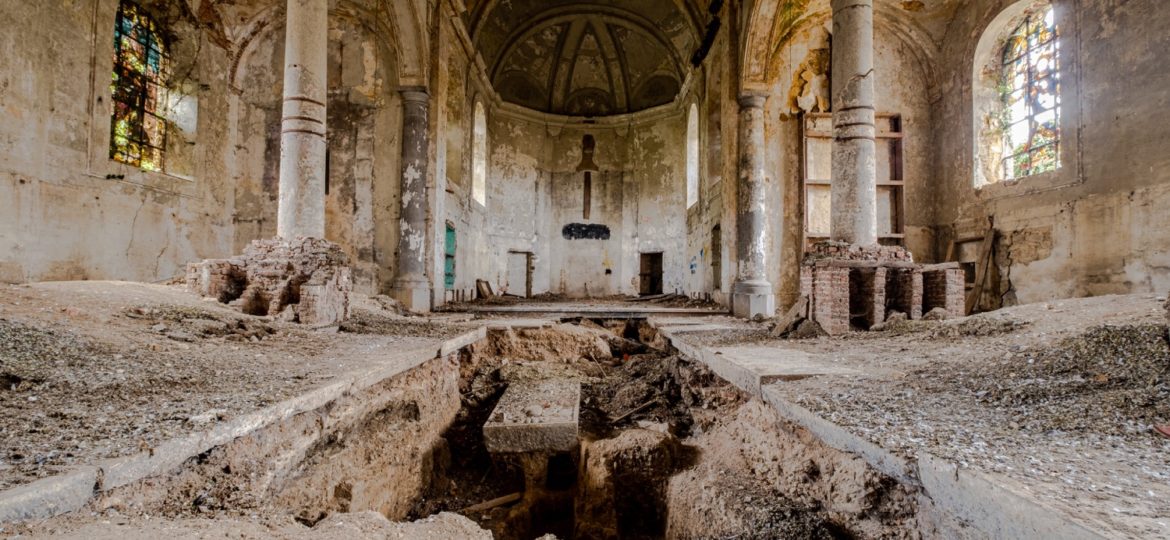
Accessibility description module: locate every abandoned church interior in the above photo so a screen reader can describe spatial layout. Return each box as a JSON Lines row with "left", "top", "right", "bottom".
{"left": 1, "top": 0, "right": 1168, "bottom": 538}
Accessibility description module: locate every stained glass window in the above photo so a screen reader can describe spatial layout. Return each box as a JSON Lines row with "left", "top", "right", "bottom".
{"left": 110, "top": 1, "right": 170, "bottom": 172}
{"left": 999, "top": 5, "right": 1060, "bottom": 180}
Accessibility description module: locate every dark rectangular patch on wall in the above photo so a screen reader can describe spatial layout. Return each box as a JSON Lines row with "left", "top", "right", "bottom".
{"left": 562, "top": 223, "right": 611, "bottom": 240}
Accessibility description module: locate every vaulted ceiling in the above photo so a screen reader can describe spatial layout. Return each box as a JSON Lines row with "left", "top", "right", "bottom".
{"left": 465, "top": 0, "right": 703, "bottom": 117}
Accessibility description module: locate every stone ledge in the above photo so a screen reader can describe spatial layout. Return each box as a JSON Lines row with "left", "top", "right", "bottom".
{"left": 0, "top": 328, "right": 487, "bottom": 524}
{"left": 659, "top": 328, "right": 1110, "bottom": 540}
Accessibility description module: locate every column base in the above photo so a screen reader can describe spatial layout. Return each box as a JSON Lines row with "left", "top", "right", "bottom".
{"left": 731, "top": 280, "right": 776, "bottom": 319}
{"left": 391, "top": 279, "right": 432, "bottom": 313}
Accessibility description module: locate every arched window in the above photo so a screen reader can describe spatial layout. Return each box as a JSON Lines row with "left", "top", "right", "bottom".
{"left": 472, "top": 101, "right": 487, "bottom": 206}
{"left": 110, "top": 0, "right": 171, "bottom": 172}
{"left": 685, "top": 103, "right": 699, "bottom": 208}
{"left": 999, "top": 6, "right": 1060, "bottom": 180}
{"left": 973, "top": 2, "right": 1060, "bottom": 187}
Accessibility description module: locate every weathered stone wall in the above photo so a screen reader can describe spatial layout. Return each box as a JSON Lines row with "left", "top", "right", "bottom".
{"left": 0, "top": 0, "right": 236, "bottom": 284}
{"left": 932, "top": 0, "right": 1170, "bottom": 304}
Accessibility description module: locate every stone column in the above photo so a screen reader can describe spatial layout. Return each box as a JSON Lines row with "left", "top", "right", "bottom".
{"left": 391, "top": 90, "right": 431, "bottom": 311}
{"left": 731, "top": 94, "right": 776, "bottom": 319}
{"left": 276, "top": 0, "right": 328, "bottom": 240}
{"left": 829, "top": 0, "right": 878, "bottom": 246}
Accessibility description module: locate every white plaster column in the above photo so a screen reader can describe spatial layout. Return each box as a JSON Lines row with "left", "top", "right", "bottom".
{"left": 276, "top": 0, "right": 328, "bottom": 240}
{"left": 731, "top": 94, "right": 776, "bottom": 319}
{"left": 391, "top": 90, "right": 431, "bottom": 311}
{"left": 830, "top": 0, "right": 878, "bottom": 246}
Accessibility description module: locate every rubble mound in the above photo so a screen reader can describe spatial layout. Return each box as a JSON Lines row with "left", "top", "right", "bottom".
{"left": 963, "top": 324, "right": 1170, "bottom": 434}
{"left": 186, "top": 237, "right": 352, "bottom": 325}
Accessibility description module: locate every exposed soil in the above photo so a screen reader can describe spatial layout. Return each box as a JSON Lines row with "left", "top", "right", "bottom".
{"left": 0, "top": 282, "right": 470, "bottom": 491}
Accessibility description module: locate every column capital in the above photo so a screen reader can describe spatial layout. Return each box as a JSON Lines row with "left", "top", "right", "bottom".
{"left": 399, "top": 87, "right": 430, "bottom": 104}
{"left": 738, "top": 93, "right": 768, "bottom": 109}
{"left": 830, "top": 0, "right": 873, "bottom": 10}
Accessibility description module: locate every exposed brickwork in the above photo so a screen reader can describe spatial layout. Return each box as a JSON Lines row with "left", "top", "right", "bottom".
{"left": 801, "top": 243, "right": 963, "bottom": 333}
{"left": 886, "top": 268, "right": 923, "bottom": 320}
{"left": 187, "top": 237, "right": 352, "bottom": 325}
{"left": 923, "top": 267, "right": 965, "bottom": 319}
{"left": 811, "top": 266, "right": 850, "bottom": 335}
{"left": 805, "top": 241, "right": 913, "bottom": 263}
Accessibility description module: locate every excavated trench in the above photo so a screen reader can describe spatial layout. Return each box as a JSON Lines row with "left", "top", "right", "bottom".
{"left": 80, "top": 320, "right": 923, "bottom": 539}
{"left": 400, "top": 320, "right": 923, "bottom": 539}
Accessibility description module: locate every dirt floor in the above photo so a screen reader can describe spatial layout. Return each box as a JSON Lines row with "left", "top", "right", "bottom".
{"left": 0, "top": 282, "right": 472, "bottom": 491}
{"left": 677, "top": 293, "right": 1170, "bottom": 538}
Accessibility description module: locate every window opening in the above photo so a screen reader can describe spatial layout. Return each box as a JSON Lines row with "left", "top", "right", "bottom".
{"left": 110, "top": 0, "right": 171, "bottom": 172}
{"left": 472, "top": 102, "right": 488, "bottom": 206}
{"left": 999, "top": 6, "right": 1060, "bottom": 180}
{"left": 686, "top": 104, "right": 700, "bottom": 208}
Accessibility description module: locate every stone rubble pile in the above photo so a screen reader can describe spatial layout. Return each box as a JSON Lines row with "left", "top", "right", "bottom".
{"left": 186, "top": 237, "right": 351, "bottom": 325}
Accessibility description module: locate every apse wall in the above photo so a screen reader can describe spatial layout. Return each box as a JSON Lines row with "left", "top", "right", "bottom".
{"left": 460, "top": 110, "right": 689, "bottom": 298}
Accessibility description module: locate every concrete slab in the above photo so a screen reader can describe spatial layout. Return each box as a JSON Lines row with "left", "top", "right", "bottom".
{"left": 660, "top": 327, "right": 858, "bottom": 396}
{"left": 654, "top": 323, "right": 739, "bottom": 334}
{"left": 482, "top": 319, "right": 557, "bottom": 330}
{"left": 466, "top": 304, "right": 724, "bottom": 319}
{"left": 483, "top": 380, "right": 580, "bottom": 454}
{"left": 713, "top": 347, "right": 861, "bottom": 384}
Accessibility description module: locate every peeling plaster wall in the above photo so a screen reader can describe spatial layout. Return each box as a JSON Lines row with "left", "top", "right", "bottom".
{"left": 0, "top": 0, "right": 235, "bottom": 284}
{"left": 232, "top": 14, "right": 402, "bottom": 295}
{"left": 933, "top": 0, "right": 1170, "bottom": 304}
{"left": 478, "top": 111, "right": 689, "bottom": 298}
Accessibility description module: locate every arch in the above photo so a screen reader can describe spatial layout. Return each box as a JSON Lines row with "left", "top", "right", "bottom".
{"left": 229, "top": 0, "right": 408, "bottom": 91}
{"left": 971, "top": 0, "right": 1058, "bottom": 188}
{"left": 686, "top": 102, "right": 700, "bottom": 208}
{"left": 472, "top": 101, "right": 488, "bottom": 206}
{"left": 740, "top": 1, "right": 939, "bottom": 94}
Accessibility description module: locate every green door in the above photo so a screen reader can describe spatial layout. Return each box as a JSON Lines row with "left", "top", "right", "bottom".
{"left": 444, "top": 224, "right": 456, "bottom": 290}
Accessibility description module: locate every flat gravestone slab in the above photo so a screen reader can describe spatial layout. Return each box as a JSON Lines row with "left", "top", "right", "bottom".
{"left": 483, "top": 380, "right": 580, "bottom": 454}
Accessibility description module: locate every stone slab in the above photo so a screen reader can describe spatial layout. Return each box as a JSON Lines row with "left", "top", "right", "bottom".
{"left": 483, "top": 380, "right": 580, "bottom": 454}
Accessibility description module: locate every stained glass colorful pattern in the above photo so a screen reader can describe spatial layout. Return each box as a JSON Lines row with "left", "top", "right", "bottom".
{"left": 110, "top": 1, "right": 169, "bottom": 172}
{"left": 1000, "top": 6, "right": 1060, "bottom": 180}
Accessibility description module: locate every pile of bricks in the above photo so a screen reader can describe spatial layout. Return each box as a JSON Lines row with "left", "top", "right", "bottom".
{"left": 799, "top": 242, "right": 963, "bottom": 335}
{"left": 186, "top": 237, "right": 352, "bottom": 326}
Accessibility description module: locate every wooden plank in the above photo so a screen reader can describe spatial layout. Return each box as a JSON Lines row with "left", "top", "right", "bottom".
{"left": 966, "top": 225, "right": 996, "bottom": 315}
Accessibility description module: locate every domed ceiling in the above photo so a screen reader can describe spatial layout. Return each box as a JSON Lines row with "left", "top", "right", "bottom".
{"left": 466, "top": 0, "right": 701, "bottom": 117}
